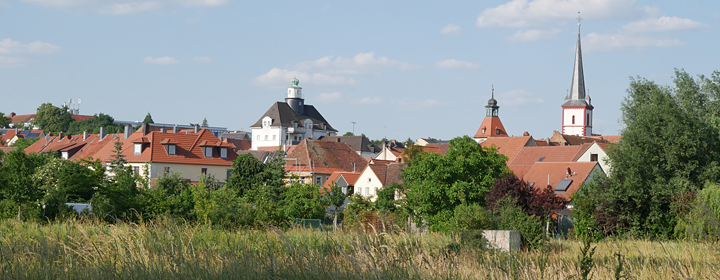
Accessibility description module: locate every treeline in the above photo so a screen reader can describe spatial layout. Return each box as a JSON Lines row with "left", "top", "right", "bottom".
{"left": 573, "top": 69, "right": 720, "bottom": 239}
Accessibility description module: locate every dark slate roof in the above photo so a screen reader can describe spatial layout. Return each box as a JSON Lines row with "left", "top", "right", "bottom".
{"left": 237, "top": 150, "right": 280, "bottom": 164}
{"left": 250, "top": 102, "right": 337, "bottom": 132}
{"left": 561, "top": 99, "right": 593, "bottom": 107}
{"left": 317, "top": 135, "right": 379, "bottom": 153}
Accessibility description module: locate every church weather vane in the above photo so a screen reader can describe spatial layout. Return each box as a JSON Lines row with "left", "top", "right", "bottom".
{"left": 577, "top": 11, "right": 582, "bottom": 30}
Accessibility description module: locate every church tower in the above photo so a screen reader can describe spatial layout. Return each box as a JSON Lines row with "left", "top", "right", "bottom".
{"left": 474, "top": 87, "right": 509, "bottom": 143}
{"left": 562, "top": 14, "right": 594, "bottom": 136}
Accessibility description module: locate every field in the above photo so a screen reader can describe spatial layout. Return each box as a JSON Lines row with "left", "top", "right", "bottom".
{"left": 0, "top": 219, "right": 718, "bottom": 279}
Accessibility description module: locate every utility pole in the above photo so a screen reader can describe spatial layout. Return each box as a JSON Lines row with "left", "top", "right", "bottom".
{"left": 351, "top": 122, "right": 356, "bottom": 135}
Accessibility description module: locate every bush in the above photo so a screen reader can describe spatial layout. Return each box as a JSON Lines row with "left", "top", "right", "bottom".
{"left": 493, "top": 196, "right": 544, "bottom": 249}
{"left": 454, "top": 203, "right": 493, "bottom": 231}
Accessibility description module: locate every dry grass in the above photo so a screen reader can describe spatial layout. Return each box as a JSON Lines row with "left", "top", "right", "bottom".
{"left": 0, "top": 219, "right": 718, "bottom": 279}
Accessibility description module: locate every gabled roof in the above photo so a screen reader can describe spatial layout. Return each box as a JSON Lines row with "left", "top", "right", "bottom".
{"left": 424, "top": 143, "right": 450, "bottom": 155}
{"left": 474, "top": 117, "right": 509, "bottom": 138}
{"left": 25, "top": 133, "right": 104, "bottom": 156}
{"left": 318, "top": 135, "right": 379, "bottom": 154}
{"left": 226, "top": 138, "right": 251, "bottom": 151}
{"left": 363, "top": 162, "right": 405, "bottom": 186}
{"left": 521, "top": 162, "right": 601, "bottom": 200}
{"left": 480, "top": 136, "right": 535, "bottom": 164}
{"left": 509, "top": 145, "right": 585, "bottom": 167}
{"left": 220, "top": 132, "right": 250, "bottom": 140}
{"left": 250, "top": 102, "right": 337, "bottom": 132}
{"left": 285, "top": 139, "right": 368, "bottom": 174}
{"left": 322, "top": 171, "right": 362, "bottom": 192}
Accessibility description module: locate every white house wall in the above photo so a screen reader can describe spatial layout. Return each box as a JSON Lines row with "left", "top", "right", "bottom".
{"left": 575, "top": 143, "right": 611, "bottom": 175}
{"left": 144, "top": 162, "right": 233, "bottom": 183}
{"left": 251, "top": 126, "right": 283, "bottom": 150}
{"left": 354, "top": 167, "right": 384, "bottom": 201}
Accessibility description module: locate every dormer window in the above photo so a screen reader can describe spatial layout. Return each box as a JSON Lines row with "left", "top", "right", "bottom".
{"left": 167, "top": 144, "right": 176, "bottom": 156}
{"left": 204, "top": 147, "right": 213, "bottom": 158}
{"left": 496, "top": 128, "right": 501, "bottom": 135}
{"left": 482, "top": 128, "right": 486, "bottom": 134}
{"left": 134, "top": 143, "right": 142, "bottom": 155}
{"left": 220, "top": 147, "right": 228, "bottom": 159}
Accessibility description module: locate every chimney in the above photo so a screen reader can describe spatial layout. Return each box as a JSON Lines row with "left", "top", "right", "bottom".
{"left": 10, "top": 112, "right": 15, "bottom": 118}
{"left": 83, "top": 131, "right": 88, "bottom": 141}
{"left": 194, "top": 124, "right": 200, "bottom": 134}
{"left": 142, "top": 123, "right": 149, "bottom": 136}
{"left": 99, "top": 127, "right": 106, "bottom": 140}
{"left": 124, "top": 124, "right": 132, "bottom": 139}
{"left": 58, "top": 132, "right": 64, "bottom": 140}
{"left": 523, "top": 131, "right": 530, "bottom": 136}
{"left": 172, "top": 125, "right": 178, "bottom": 134}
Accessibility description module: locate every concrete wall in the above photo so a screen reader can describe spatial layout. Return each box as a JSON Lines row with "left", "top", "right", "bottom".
{"left": 482, "top": 230, "right": 521, "bottom": 252}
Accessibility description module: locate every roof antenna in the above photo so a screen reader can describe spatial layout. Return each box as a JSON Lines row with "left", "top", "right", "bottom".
{"left": 491, "top": 85, "right": 494, "bottom": 99}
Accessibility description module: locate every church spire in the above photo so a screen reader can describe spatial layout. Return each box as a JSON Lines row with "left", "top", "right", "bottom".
{"left": 563, "top": 12, "right": 592, "bottom": 108}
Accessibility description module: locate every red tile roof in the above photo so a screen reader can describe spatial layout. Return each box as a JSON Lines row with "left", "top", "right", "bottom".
{"left": 10, "top": 114, "right": 93, "bottom": 123}
{"left": 480, "top": 136, "right": 535, "bottom": 164}
{"left": 474, "top": 117, "right": 509, "bottom": 138}
{"left": 285, "top": 139, "right": 368, "bottom": 174}
{"left": 520, "top": 162, "right": 600, "bottom": 200}
{"left": 226, "top": 139, "right": 251, "bottom": 151}
{"left": 509, "top": 145, "right": 585, "bottom": 167}
{"left": 363, "top": 162, "right": 405, "bottom": 186}
{"left": 321, "top": 171, "right": 362, "bottom": 192}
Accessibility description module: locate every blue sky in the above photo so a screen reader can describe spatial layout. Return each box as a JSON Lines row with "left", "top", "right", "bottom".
{"left": 1, "top": 0, "right": 718, "bottom": 141}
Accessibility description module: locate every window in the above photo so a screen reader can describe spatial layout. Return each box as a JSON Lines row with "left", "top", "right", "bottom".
{"left": 257, "top": 135, "right": 260, "bottom": 140}
{"left": 134, "top": 143, "right": 142, "bottom": 155}
{"left": 368, "top": 177, "right": 371, "bottom": 183}
{"left": 201, "top": 168, "right": 207, "bottom": 176}
{"left": 300, "top": 176, "right": 306, "bottom": 182}
{"left": 265, "top": 135, "right": 268, "bottom": 140}
{"left": 61, "top": 151, "right": 69, "bottom": 159}
{"left": 365, "top": 187, "right": 369, "bottom": 195}
{"left": 590, "top": 153, "right": 599, "bottom": 162}
{"left": 167, "top": 144, "right": 176, "bottom": 156}
{"left": 204, "top": 147, "right": 213, "bottom": 158}
{"left": 587, "top": 113, "right": 590, "bottom": 126}
{"left": 496, "top": 128, "right": 501, "bottom": 135}
{"left": 164, "top": 167, "right": 170, "bottom": 175}
{"left": 220, "top": 148, "right": 228, "bottom": 159}
{"left": 133, "top": 166, "right": 140, "bottom": 176}
{"left": 316, "top": 176, "right": 322, "bottom": 184}
{"left": 374, "top": 187, "right": 378, "bottom": 195}
{"left": 273, "top": 135, "right": 276, "bottom": 140}
{"left": 481, "top": 128, "right": 486, "bottom": 134}
{"left": 572, "top": 115, "right": 575, "bottom": 124}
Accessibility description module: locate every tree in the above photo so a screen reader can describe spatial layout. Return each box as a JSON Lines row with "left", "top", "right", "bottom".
{"left": 201, "top": 118, "right": 209, "bottom": 127}
{"left": 283, "top": 182, "right": 326, "bottom": 220}
{"left": 67, "top": 113, "right": 120, "bottom": 135}
{"left": 143, "top": 113, "right": 154, "bottom": 124}
{"left": 33, "top": 157, "right": 104, "bottom": 219}
{"left": 107, "top": 136, "right": 127, "bottom": 173}
{"left": 602, "top": 69, "right": 720, "bottom": 236}
{"left": 0, "top": 149, "right": 52, "bottom": 220}
{"left": 10, "top": 138, "right": 39, "bottom": 151}
{"left": 33, "top": 103, "right": 73, "bottom": 133}
{"left": 403, "top": 137, "right": 415, "bottom": 147}
{"left": 486, "top": 174, "right": 564, "bottom": 220}
{"left": 401, "top": 136, "right": 510, "bottom": 231}
{"left": 0, "top": 112, "right": 11, "bottom": 128}
{"left": 343, "top": 132, "right": 354, "bottom": 136}
{"left": 226, "top": 154, "right": 266, "bottom": 196}
{"left": 326, "top": 183, "right": 349, "bottom": 231}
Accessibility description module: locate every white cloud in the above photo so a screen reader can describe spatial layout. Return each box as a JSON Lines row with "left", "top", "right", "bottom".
{"left": 497, "top": 89, "right": 543, "bottom": 106}
{"left": 294, "top": 52, "right": 417, "bottom": 75}
{"left": 435, "top": 59, "right": 479, "bottom": 70}
{"left": 621, "top": 16, "right": 706, "bottom": 33}
{"left": 316, "top": 92, "right": 343, "bottom": 103}
{"left": 353, "top": 97, "right": 383, "bottom": 105}
{"left": 582, "top": 32, "right": 684, "bottom": 52}
{"left": 21, "top": 0, "right": 227, "bottom": 14}
{"left": 507, "top": 28, "right": 561, "bottom": 42}
{"left": 440, "top": 24, "right": 461, "bottom": 36}
{"left": 253, "top": 68, "right": 355, "bottom": 87}
{"left": 143, "top": 56, "right": 179, "bottom": 65}
{"left": 193, "top": 56, "right": 212, "bottom": 63}
{"left": 476, "top": 0, "right": 655, "bottom": 28}
{"left": 254, "top": 52, "right": 413, "bottom": 88}
{"left": 0, "top": 38, "right": 62, "bottom": 66}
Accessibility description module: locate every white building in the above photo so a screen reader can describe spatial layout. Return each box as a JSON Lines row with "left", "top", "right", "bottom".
{"left": 250, "top": 78, "right": 337, "bottom": 150}
{"left": 562, "top": 20, "right": 594, "bottom": 136}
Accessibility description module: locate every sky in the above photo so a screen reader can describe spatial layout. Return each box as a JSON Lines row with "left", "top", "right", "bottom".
{"left": 1, "top": 0, "right": 718, "bottom": 141}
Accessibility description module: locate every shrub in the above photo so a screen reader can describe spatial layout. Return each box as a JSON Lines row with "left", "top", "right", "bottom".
{"left": 493, "top": 196, "right": 544, "bottom": 249}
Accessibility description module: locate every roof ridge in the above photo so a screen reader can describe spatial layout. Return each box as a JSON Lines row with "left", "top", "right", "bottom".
{"left": 185, "top": 129, "right": 207, "bottom": 158}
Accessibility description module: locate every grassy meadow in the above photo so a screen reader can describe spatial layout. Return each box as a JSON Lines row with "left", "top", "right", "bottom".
{"left": 0, "top": 219, "right": 718, "bottom": 279}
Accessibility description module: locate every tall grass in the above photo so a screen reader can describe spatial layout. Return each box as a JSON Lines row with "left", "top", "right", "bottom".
{"left": 0, "top": 219, "right": 718, "bottom": 279}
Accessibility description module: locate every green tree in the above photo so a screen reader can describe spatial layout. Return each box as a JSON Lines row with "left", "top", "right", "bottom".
{"left": 603, "top": 69, "right": 720, "bottom": 236}
{"left": 226, "top": 153, "right": 266, "bottom": 196}
{"left": 92, "top": 166, "right": 142, "bottom": 222}
{"left": 67, "top": 113, "right": 120, "bottom": 135}
{"left": 33, "top": 157, "right": 104, "bottom": 220}
{"left": 283, "top": 182, "right": 327, "bottom": 220}
{"left": 143, "top": 112, "right": 154, "bottom": 124}
{"left": 138, "top": 172, "right": 194, "bottom": 220}
{"left": 402, "top": 136, "right": 510, "bottom": 232}
{"left": 10, "top": 138, "right": 39, "bottom": 151}
{"left": 33, "top": 103, "right": 73, "bottom": 133}
{"left": 0, "top": 112, "right": 11, "bottom": 128}
{"left": 326, "top": 183, "right": 348, "bottom": 231}
{"left": 201, "top": 118, "right": 209, "bottom": 127}
{"left": 108, "top": 137, "right": 127, "bottom": 173}
{"left": 343, "top": 132, "right": 354, "bottom": 136}
{"left": 0, "top": 149, "right": 52, "bottom": 220}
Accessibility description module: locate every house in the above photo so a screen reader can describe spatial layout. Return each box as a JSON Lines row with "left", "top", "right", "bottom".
{"left": 8, "top": 112, "right": 94, "bottom": 129}
{"left": 373, "top": 141, "right": 443, "bottom": 163}
{"left": 1, "top": 129, "right": 45, "bottom": 146}
{"left": 284, "top": 139, "right": 367, "bottom": 186}
{"left": 220, "top": 131, "right": 251, "bottom": 141}
{"left": 474, "top": 88, "right": 509, "bottom": 143}
{"left": 479, "top": 136, "right": 536, "bottom": 165}
{"left": 520, "top": 161, "right": 605, "bottom": 202}
{"left": 322, "top": 172, "right": 362, "bottom": 214}
{"left": 250, "top": 78, "right": 337, "bottom": 150}
{"left": 573, "top": 141, "right": 611, "bottom": 174}
{"left": 416, "top": 138, "right": 449, "bottom": 146}
{"left": 318, "top": 135, "right": 380, "bottom": 158}
{"left": 352, "top": 163, "right": 404, "bottom": 201}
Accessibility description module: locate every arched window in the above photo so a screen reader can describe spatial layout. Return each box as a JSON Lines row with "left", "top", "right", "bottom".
{"left": 572, "top": 115, "right": 575, "bottom": 124}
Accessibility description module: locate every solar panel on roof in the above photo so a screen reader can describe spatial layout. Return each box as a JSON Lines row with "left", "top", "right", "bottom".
{"left": 554, "top": 179, "right": 573, "bottom": 193}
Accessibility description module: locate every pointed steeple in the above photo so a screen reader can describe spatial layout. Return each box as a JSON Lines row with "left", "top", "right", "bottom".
{"left": 563, "top": 13, "right": 592, "bottom": 108}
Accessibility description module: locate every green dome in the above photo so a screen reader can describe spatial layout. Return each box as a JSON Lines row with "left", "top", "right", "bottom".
{"left": 290, "top": 77, "right": 299, "bottom": 87}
